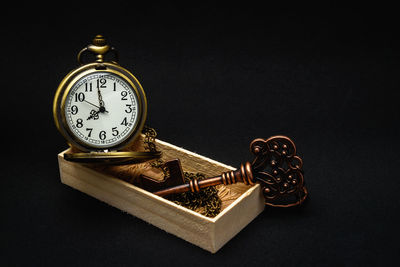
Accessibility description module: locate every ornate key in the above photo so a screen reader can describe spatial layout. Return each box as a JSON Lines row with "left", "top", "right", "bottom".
{"left": 153, "top": 136, "right": 308, "bottom": 207}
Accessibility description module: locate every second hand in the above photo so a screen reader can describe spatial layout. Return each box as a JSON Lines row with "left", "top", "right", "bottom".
{"left": 84, "top": 100, "right": 109, "bottom": 113}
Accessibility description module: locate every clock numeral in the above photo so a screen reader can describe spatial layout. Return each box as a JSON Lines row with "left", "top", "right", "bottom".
{"left": 76, "top": 118, "right": 83, "bottom": 128}
{"left": 97, "top": 78, "right": 106, "bottom": 89}
{"left": 75, "top": 92, "right": 85, "bottom": 102}
{"left": 99, "top": 130, "right": 106, "bottom": 140}
{"left": 85, "top": 83, "right": 93, "bottom": 92}
{"left": 112, "top": 127, "right": 119, "bottom": 136}
{"left": 121, "top": 91, "right": 128, "bottom": 100}
{"left": 71, "top": 105, "right": 78, "bottom": 115}
{"left": 125, "top": 104, "right": 136, "bottom": 113}
{"left": 113, "top": 82, "right": 116, "bottom": 91}
{"left": 86, "top": 128, "right": 93, "bottom": 137}
{"left": 121, "top": 117, "right": 128, "bottom": 126}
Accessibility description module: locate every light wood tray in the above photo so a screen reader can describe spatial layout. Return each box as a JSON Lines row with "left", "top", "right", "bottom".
{"left": 57, "top": 138, "right": 265, "bottom": 253}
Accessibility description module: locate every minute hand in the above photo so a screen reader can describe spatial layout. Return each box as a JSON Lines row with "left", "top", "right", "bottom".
{"left": 97, "top": 87, "right": 105, "bottom": 107}
{"left": 96, "top": 86, "right": 108, "bottom": 113}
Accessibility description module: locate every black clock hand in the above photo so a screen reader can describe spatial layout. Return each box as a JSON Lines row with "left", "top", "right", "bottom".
{"left": 84, "top": 100, "right": 100, "bottom": 109}
{"left": 84, "top": 100, "right": 108, "bottom": 113}
{"left": 87, "top": 109, "right": 99, "bottom": 120}
{"left": 97, "top": 86, "right": 107, "bottom": 113}
{"left": 83, "top": 99, "right": 108, "bottom": 113}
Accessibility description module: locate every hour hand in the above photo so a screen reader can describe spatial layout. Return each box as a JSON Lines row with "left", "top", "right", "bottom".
{"left": 87, "top": 109, "right": 99, "bottom": 120}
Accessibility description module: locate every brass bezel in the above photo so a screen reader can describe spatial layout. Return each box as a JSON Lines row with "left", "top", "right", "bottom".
{"left": 53, "top": 62, "right": 147, "bottom": 152}
{"left": 63, "top": 150, "right": 161, "bottom": 165}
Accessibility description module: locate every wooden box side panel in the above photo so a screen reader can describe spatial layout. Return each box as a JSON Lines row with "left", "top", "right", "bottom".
{"left": 213, "top": 184, "right": 265, "bottom": 251}
{"left": 58, "top": 152, "right": 218, "bottom": 252}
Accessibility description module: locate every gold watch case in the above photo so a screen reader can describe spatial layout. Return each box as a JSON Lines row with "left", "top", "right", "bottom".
{"left": 53, "top": 35, "right": 159, "bottom": 164}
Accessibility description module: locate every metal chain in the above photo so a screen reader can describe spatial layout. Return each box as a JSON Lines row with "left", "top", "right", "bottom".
{"left": 142, "top": 126, "right": 221, "bottom": 217}
{"left": 172, "top": 172, "right": 222, "bottom": 217}
{"left": 142, "top": 126, "right": 167, "bottom": 172}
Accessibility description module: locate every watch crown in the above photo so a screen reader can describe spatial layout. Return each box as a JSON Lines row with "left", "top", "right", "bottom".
{"left": 92, "top": 35, "right": 107, "bottom": 46}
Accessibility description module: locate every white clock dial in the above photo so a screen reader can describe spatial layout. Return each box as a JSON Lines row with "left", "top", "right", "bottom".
{"left": 64, "top": 72, "right": 139, "bottom": 149}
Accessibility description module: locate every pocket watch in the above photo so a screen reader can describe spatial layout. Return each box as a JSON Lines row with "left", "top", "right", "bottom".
{"left": 53, "top": 35, "right": 160, "bottom": 164}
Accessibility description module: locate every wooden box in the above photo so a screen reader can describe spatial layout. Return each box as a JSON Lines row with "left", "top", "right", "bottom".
{"left": 57, "top": 138, "right": 265, "bottom": 253}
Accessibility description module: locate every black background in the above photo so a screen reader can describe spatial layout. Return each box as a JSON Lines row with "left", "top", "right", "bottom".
{"left": 1, "top": 3, "right": 399, "bottom": 266}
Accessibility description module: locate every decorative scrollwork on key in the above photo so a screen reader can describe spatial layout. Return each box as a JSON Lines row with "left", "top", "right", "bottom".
{"left": 250, "top": 136, "right": 307, "bottom": 207}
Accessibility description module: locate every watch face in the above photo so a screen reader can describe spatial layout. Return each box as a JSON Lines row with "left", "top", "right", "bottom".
{"left": 64, "top": 71, "right": 140, "bottom": 149}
